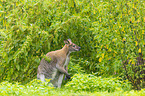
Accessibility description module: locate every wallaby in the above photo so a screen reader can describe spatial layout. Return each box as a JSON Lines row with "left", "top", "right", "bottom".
{"left": 37, "top": 39, "right": 81, "bottom": 88}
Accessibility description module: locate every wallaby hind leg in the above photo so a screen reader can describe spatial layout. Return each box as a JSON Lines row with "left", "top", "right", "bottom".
{"left": 57, "top": 74, "right": 64, "bottom": 88}
{"left": 39, "top": 74, "right": 45, "bottom": 82}
{"left": 51, "top": 71, "right": 59, "bottom": 87}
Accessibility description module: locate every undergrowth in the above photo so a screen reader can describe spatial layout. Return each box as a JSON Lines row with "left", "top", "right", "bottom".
{"left": 0, "top": 75, "right": 145, "bottom": 96}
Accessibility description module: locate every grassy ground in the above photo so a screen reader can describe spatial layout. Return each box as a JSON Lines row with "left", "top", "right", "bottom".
{"left": 0, "top": 81, "right": 145, "bottom": 96}
{"left": 37, "top": 88, "right": 145, "bottom": 96}
{"left": 1, "top": 88, "right": 145, "bottom": 96}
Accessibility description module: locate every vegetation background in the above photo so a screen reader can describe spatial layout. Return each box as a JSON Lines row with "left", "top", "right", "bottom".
{"left": 0, "top": 0, "right": 145, "bottom": 95}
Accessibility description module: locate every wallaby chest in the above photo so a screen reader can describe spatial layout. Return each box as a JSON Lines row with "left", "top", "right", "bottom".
{"left": 64, "top": 53, "right": 70, "bottom": 67}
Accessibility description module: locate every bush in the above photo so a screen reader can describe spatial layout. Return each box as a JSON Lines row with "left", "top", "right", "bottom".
{"left": 68, "top": 58, "right": 86, "bottom": 75}
{"left": 0, "top": 79, "right": 54, "bottom": 96}
{"left": 0, "top": 0, "right": 92, "bottom": 83}
{"left": 65, "top": 74, "right": 131, "bottom": 92}
{"left": 0, "top": 79, "right": 144, "bottom": 96}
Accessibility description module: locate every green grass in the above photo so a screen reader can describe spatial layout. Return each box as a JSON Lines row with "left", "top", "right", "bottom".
{"left": 0, "top": 83, "right": 145, "bottom": 96}
{"left": 0, "top": 79, "right": 145, "bottom": 96}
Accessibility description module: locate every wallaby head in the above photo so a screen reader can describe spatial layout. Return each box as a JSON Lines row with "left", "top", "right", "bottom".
{"left": 64, "top": 39, "right": 81, "bottom": 52}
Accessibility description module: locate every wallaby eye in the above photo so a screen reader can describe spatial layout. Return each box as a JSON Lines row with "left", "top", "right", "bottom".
{"left": 73, "top": 45, "right": 75, "bottom": 47}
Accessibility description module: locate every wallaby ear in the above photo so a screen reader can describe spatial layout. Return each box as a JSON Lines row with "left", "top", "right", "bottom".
{"left": 67, "top": 39, "right": 72, "bottom": 45}
{"left": 67, "top": 39, "right": 71, "bottom": 42}
{"left": 64, "top": 40, "right": 69, "bottom": 44}
{"left": 64, "top": 39, "right": 72, "bottom": 45}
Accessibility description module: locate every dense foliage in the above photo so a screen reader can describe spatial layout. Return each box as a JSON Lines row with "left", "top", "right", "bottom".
{"left": 0, "top": 79, "right": 54, "bottom": 96}
{"left": 0, "top": 79, "right": 145, "bottom": 96}
{"left": 65, "top": 74, "right": 131, "bottom": 92}
{"left": 0, "top": 0, "right": 144, "bottom": 90}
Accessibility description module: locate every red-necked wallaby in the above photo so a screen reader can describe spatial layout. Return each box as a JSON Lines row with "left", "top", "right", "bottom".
{"left": 37, "top": 39, "right": 81, "bottom": 88}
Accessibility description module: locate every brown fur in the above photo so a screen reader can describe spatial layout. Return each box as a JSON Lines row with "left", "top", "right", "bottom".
{"left": 37, "top": 39, "right": 81, "bottom": 88}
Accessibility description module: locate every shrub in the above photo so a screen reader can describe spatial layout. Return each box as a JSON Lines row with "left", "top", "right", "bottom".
{"left": 65, "top": 74, "right": 131, "bottom": 92}
{"left": 0, "top": 79, "right": 54, "bottom": 96}
{"left": 0, "top": 79, "right": 144, "bottom": 96}
{"left": 0, "top": 0, "right": 92, "bottom": 83}
{"left": 68, "top": 58, "right": 86, "bottom": 75}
